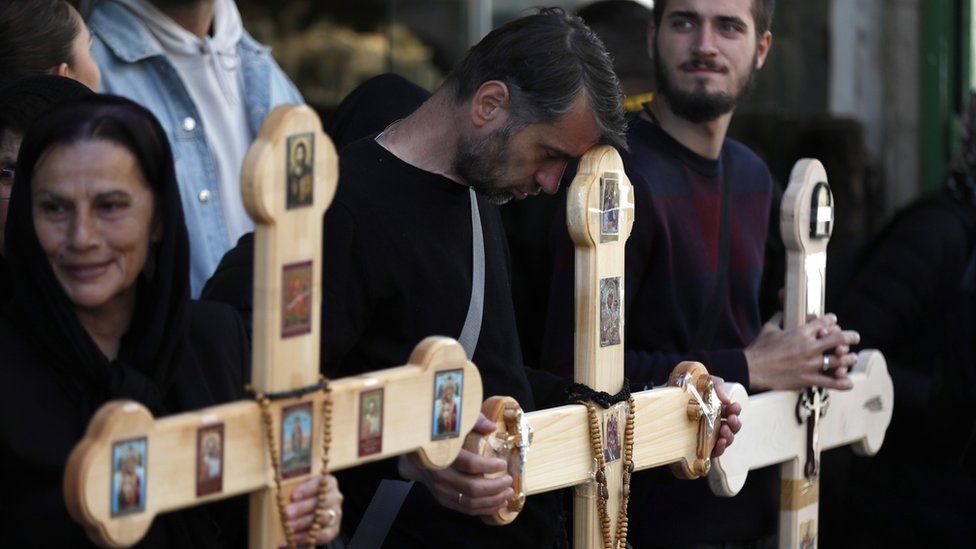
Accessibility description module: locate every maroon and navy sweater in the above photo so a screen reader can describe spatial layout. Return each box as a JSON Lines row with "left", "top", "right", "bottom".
{"left": 540, "top": 115, "right": 780, "bottom": 544}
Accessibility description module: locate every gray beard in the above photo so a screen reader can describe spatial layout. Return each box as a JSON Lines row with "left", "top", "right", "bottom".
{"left": 454, "top": 130, "right": 515, "bottom": 205}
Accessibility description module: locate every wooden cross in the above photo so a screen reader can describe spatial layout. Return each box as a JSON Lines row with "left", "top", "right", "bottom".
{"left": 707, "top": 159, "right": 894, "bottom": 548}
{"left": 63, "top": 105, "right": 483, "bottom": 548}
{"left": 465, "top": 146, "right": 723, "bottom": 549}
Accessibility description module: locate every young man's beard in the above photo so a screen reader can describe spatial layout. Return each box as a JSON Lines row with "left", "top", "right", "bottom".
{"left": 454, "top": 128, "right": 518, "bottom": 205}
{"left": 653, "top": 39, "right": 758, "bottom": 124}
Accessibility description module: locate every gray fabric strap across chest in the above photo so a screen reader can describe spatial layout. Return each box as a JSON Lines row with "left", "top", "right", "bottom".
{"left": 457, "top": 188, "right": 486, "bottom": 358}
{"left": 348, "top": 188, "right": 485, "bottom": 549}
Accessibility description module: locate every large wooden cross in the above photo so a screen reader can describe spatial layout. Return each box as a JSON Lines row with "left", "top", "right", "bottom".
{"left": 466, "top": 146, "right": 723, "bottom": 549}
{"left": 707, "top": 159, "right": 894, "bottom": 548}
{"left": 63, "top": 105, "right": 483, "bottom": 548}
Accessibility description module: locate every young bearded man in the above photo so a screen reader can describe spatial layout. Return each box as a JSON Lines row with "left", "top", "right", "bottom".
{"left": 540, "top": 0, "right": 860, "bottom": 546}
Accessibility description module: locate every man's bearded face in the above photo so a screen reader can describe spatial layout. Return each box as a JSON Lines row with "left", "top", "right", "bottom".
{"left": 651, "top": 0, "right": 764, "bottom": 123}
{"left": 454, "top": 127, "right": 522, "bottom": 206}
{"left": 654, "top": 39, "right": 759, "bottom": 123}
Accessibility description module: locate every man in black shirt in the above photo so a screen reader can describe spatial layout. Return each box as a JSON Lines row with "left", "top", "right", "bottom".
{"left": 206, "top": 9, "right": 631, "bottom": 547}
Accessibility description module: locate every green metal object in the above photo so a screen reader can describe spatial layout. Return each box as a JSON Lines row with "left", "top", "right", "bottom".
{"left": 920, "top": 0, "right": 953, "bottom": 191}
{"left": 920, "top": 0, "right": 976, "bottom": 191}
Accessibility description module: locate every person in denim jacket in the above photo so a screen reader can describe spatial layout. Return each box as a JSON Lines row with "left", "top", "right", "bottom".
{"left": 89, "top": 0, "right": 303, "bottom": 296}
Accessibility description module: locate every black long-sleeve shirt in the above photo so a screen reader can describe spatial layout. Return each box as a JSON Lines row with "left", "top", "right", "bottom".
{"left": 204, "top": 135, "right": 570, "bottom": 548}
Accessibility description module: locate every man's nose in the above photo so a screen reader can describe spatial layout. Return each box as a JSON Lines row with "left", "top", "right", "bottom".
{"left": 693, "top": 23, "right": 720, "bottom": 57}
{"left": 535, "top": 159, "right": 568, "bottom": 195}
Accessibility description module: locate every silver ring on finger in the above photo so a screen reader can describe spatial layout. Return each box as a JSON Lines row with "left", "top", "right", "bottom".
{"left": 457, "top": 492, "right": 463, "bottom": 506}
{"left": 822, "top": 354, "right": 831, "bottom": 372}
{"left": 324, "top": 508, "right": 338, "bottom": 527}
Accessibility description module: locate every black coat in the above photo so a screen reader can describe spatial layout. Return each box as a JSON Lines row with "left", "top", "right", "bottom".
{"left": 0, "top": 301, "right": 249, "bottom": 548}
{"left": 821, "top": 189, "right": 976, "bottom": 547}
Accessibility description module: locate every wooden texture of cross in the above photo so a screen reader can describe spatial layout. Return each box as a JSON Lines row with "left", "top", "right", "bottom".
{"left": 63, "top": 105, "right": 483, "bottom": 548}
{"left": 465, "top": 146, "right": 723, "bottom": 549}
{"left": 707, "top": 159, "right": 894, "bottom": 548}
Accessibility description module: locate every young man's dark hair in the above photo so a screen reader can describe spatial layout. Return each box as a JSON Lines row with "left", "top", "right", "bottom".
{"left": 445, "top": 7, "right": 627, "bottom": 149}
{"left": 652, "top": 0, "right": 776, "bottom": 36}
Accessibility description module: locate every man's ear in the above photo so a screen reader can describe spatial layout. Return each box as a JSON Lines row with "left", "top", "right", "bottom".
{"left": 755, "top": 31, "right": 773, "bottom": 70}
{"left": 469, "top": 80, "right": 510, "bottom": 129}
{"left": 52, "top": 63, "right": 70, "bottom": 78}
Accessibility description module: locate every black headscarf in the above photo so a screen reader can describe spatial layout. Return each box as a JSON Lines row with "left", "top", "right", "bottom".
{"left": 0, "top": 74, "right": 95, "bottom": 136}
{"left": 0, "top": 75, "right": 94, "bottom": 307}
{"left": 4, "top": 95, "right": 190, "bottom": 414}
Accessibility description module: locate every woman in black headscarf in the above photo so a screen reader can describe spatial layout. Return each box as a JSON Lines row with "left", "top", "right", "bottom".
{"left": 0, "top": 95, "right": 341, "bottom": 547}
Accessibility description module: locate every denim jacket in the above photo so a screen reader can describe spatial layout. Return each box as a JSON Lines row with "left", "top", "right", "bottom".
{"left": 89, "top": 1, "right": 304, "bottom": 296}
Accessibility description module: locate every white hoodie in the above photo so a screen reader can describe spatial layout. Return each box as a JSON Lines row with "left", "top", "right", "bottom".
{"left": 111, "top": 0, "right": 255, "bottom": 245}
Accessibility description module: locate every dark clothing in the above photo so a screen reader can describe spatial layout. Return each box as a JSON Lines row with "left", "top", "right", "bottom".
{"left": 205, "top": 138, "right": 570, "bottom": 546}
{"left": 0, "top": 302, "right": 249, "bottom": 548}
{"left": 324, "top": 73, "right": 430, "bottom": 151}
{"left": 0, "top": 75, "right": 95, "bottom": 135}
{"left": 820, "top": 189, "right": 976, "bottom": 547}
{"left": 325, "top": 138, "right": 567, "bottom": 547}
{"left": 541, "top": 116, "right": 779, "bottom": 544}
{"left": 0, "top": 255, "right": 8, "bottom": 309}
{"left": 0, "top": 96, "right": 248, "bottom": 547}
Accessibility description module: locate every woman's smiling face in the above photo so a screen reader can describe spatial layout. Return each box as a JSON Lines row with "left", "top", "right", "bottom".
{"left": 31, "top": 139, "right": 159, "bottom": 314}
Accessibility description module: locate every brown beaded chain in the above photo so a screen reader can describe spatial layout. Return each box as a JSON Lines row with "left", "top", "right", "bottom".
{"left": 583, "top": 396, "right": 637, "bottom": 549}
{"left": 252, "top": 377, "right": 333, "bottom": 549}
{"left": 306, "top": 381, "right": 334, "bottom": 545}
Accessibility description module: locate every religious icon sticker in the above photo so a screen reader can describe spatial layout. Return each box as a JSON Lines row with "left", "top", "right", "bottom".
{"left": 196, "top": 423, "right": 224, "bottom": 497}
{"left": 799, "top": 519, "right": 816, "bottom": 549}
{"left": 281, "top": 261, "right": 313, "bottom": 338}
{"left": 111, "top": 437, "right": 147, "bottom": 517}
{"left": 431, "top": 369, "right": 464, "bottom": 440}
{"left": 281, "top": 402, "right": 313, "bottom": 479}
{"left": 599, "top": 276, "right": 622, "bottom": 347}
{"left": 600, "top": 172, "right": 620, "bottom": 243}
{"left": 358, "top": 389, "right": 384, "bottom": 457}
{"left": 602, "top": 403, "right": 625, "bottom": 464}
{"left": 809, "top": 181, "right": 833, "bottom": 239}
{"left": 286, "top": 132, "right": 314, "bottom": 209}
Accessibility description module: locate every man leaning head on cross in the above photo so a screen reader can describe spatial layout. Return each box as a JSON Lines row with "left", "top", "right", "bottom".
{"left": 202, "top": 8, "right": 631, "bottom": 546}
{"left": 376, "top": 7, "right": 627, "bottom": 205}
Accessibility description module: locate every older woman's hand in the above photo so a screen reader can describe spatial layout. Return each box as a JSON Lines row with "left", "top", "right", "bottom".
{"left": 284, "top": 473, "right": 343, "bottom": 546}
